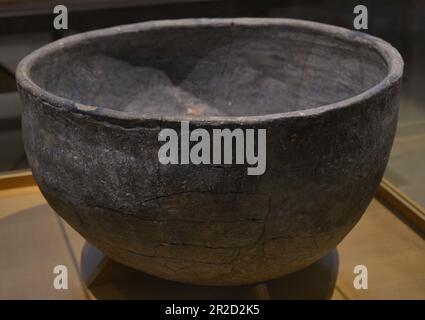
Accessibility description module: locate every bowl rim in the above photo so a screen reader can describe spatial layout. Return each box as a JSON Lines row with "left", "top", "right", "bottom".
{"left": 16, "top": 18, "right": 404, "bottom": 126}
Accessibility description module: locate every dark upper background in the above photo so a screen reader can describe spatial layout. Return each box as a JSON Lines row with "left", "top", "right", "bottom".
{"left": 0, "top": 0, "right": 424, "bottom": 206}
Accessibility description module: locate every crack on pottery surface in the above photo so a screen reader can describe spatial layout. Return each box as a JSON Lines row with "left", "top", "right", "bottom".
{"left": 139, "top": 190, "right": 269, "bottom": 205}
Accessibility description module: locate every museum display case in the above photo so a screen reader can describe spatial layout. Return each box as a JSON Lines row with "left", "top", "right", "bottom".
{"left": 0, "top": 0, "right": 423, "bottom": 302}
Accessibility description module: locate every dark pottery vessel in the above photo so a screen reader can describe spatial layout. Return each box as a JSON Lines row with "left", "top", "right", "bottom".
{"left": 16, "top": 18, "right": 403, "bottom": 285}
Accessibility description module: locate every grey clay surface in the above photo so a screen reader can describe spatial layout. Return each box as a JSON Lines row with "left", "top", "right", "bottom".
{"left": 16, "top": 18, "right": 403, "bottom": 285}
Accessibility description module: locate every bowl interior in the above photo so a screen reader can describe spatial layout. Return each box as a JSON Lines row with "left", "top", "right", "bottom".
{"left": 28, "top": 21, "right": 389, "bottom": 117}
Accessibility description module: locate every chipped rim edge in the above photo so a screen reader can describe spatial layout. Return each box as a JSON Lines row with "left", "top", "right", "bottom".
{"left": 16, "top": 18, "right": 404, "bottom": 126}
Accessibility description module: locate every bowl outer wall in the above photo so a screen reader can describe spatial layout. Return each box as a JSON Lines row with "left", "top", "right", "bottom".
{"left": 16, "top": 18, "right": 403, "bottom": 285}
